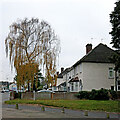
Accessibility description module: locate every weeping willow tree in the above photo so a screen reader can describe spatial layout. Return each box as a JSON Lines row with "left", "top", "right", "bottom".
{"left": 5, "top": 18, "right": 60, "bottom": 91}
{"left": 17, "top": 63, "right": 39, "bottom": 91}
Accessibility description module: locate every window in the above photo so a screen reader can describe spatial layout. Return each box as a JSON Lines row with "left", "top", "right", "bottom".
{"left": 75, "top": 67, "right": 78, "bottom": 75}
{"left": 64, "top": 87, "right": 66, "bottom": 91}
{"left": 71, "top": 83, "right": 74, "bottom": 91}
{"left": 80, "top": 64, "right": 82, "bottom": 73}
{"left": 109, "top": 68, "right": 114, "bottom": 78}
{"left": 79, "top": 80, "right": 83, "bottom": 91}
{"left": 67, "top": 73, "right": 69, "bottom": 80}
{"left": 54, "top": 87, "right": 57, "bottom": 90}
{"left": 72, "top": 69, "right": 74, "bottom": 77}
{"left": 75, "top": 82, "right": 78, "bottom": 91}
{"left": 111, "top": 86, "right": 114, "bottom": 90}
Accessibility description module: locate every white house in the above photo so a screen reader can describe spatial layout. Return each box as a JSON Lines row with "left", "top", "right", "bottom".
{"left": 9, "top": 83, "right": 17, "bottom": 92}
{"left": 52, "top": 68, "right": 67, "bottom": 91}
{"left": 61, "top": 43, "right": 120, "bottom": 92}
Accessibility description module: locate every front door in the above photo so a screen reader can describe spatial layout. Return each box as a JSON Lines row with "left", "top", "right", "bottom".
{"left": 117, "top": 80, "right": 120, "bottom": 91}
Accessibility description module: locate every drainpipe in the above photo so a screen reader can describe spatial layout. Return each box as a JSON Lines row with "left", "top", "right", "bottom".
{"left": 115, "top": 71, "right": 117, "bottom": 91}
{"left": 66, "top": 74, "right": 67, "bottom": 92}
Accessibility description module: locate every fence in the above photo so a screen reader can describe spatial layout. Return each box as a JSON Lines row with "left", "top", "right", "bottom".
{"left": 21, "top": 92, "right": 79, "bottom": 100}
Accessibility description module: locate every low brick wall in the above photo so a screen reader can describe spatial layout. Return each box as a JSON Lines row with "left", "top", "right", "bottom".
{"left": 52, "top": 92, "right": 78, "bottom": 100}
{"left": 21, "top": 92, "right": 34, "bottom": 100}
{"left": 35, "top": 92, "right": 51, "bottom": 100}
{"left": 21, "top": 92, "right": 79, "bottom": 100}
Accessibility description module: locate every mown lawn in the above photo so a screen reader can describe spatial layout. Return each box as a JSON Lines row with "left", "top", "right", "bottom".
{"left": 5, "top": 99, "right": 120, "bottom": 113}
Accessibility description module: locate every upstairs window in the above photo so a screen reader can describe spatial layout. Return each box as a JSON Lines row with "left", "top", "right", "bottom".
{"left": 109, "top": 68, "right": 114, "bottom": 79}
{"left": 72, "top": 69, "right": 74, "bottom": 77}
{"left": 75, "top": 67, "right": 78, "bottom": 75}
{"left": 80, "top": 64, "right": 82, "bottom": 73}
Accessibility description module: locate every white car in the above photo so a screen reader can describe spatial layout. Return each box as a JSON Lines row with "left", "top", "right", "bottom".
{"left": 4, "top": 89, "right": 9, "bottom": 92}
{"left": 1, "top": 89, "right": 9, "bottom": 93}
{"left": 37, "top": 89, "right": 55, "bottom": 93}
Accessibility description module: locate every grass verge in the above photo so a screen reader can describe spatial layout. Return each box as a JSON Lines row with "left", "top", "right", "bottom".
{"left": 5, "top": 99, "right": 120, "bottom": 113}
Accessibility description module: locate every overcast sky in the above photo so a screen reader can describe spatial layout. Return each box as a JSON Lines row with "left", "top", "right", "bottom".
{"left": 0, "top": 0, "right": 116, "bottom": 82}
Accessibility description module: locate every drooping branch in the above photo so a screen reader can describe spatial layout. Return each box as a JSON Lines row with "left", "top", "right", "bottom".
{"left": 5, "top": 18, "right": 61, "bottom": 90}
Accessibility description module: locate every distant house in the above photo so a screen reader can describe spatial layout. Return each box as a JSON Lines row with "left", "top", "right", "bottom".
{"left": 52, "top": 68, "right": 66, "bottom": 91}
{"left": 9, "top": 83, "right": 17, "bottom": 92}
{"left": 60, "top": 43, "right": 120, "bottom": 92}
{"left": 0, "top": 81, "right": 9, "bottom": 91}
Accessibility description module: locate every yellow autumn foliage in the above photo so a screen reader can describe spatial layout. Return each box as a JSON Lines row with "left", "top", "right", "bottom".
{"left": 5, "top": 18, "right": 60, "bottom": 90}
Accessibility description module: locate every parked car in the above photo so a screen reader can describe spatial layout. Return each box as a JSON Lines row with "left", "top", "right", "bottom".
{"left": 1, "top": 89, "right": 9, "bottom": 93}
{"left": 4, "top": 89, "right": 9, "bottom": 92}
{"left": 37, "top": 89, "right": 55, "bottom": 93}
{"left": 1, "top": 90, "right": 4, "bottom": 93}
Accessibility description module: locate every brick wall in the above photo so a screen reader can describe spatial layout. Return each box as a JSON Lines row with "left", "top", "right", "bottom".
{"left": 21, "top": 92, "right": 34, "bottom": 100}
{"left": 21, "top": 92, "right": 79, "bottom": 100}
{"left": 35, "top": 92, "right": 51, "bottom": 100}
{"left": 52, "top": 92, "right": 79, "bottom": 100}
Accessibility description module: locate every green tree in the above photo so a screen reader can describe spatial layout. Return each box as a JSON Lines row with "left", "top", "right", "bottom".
{"left": 33, "top": 69, "right": 44, "bottom": 91}
{"left": 110, "top": 0, "right": 120, "bottom": 49}
{"left": 109, "top": 1, "right": 120, "bottom": 91}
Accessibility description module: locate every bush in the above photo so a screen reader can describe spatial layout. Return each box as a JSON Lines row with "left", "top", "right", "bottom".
{"left": 109, "top": 90, "right": 118, "bottom": 100}
{"left": 75, "top": 91, "right": 90, "bottom": 99}
{"left": 89, "top": 88, "right": 109, "bottom": 100}
{"left": 14, "top": 92, "right": 22, "bottom": 99}
{"left": 76, "top": 88, "right": 110, "bottom": 100}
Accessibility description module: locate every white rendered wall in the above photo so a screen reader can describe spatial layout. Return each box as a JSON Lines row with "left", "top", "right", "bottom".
{"left": 82, "top": 62, "right": 115, "bottom": 91}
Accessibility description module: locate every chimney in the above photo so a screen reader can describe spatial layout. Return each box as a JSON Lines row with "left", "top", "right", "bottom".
{"left": 86, "top": 44, "right": 92, "bottom": 54}
{"left": 61, "top": 67, "right": 64, "bottom": 73}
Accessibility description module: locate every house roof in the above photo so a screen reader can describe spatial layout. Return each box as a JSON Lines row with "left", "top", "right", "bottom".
{"left": 58, "top": 81, "right": 66, "bottom": 87}
{"left": 57, "top": 67, "right": 71, "bottom": 78}
{"left": 57, "top": 73, "right": 63, "bottom": 78}
{"left": 69, "top": 77, "right": 79, "bottom": 83}
{"left": 73, "top": 43, "right": 117, "bottom": 67}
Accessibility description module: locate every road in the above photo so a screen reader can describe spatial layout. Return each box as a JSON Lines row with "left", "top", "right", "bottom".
{"left": 1, "top": 92, "right": 120, "bottom": 119}
{"left": 1, "top": 92, "right": 10, "bottom": 103}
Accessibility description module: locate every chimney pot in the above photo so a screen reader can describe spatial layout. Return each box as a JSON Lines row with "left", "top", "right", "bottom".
{"left": 61, "top": 67, "right": 64, "bottom": 73}
{"left": 57, "top": 72, "right": 59, "bottom": 76}
{"left": 86, "top": 44, "right": 92, "bottom": 54}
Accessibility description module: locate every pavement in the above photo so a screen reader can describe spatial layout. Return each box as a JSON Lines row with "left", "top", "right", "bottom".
{"left": 1, "top": 92, "right": 120, "bottom": 119}
{"left": 2, "top": 103, "right": 120, "bottom": 119}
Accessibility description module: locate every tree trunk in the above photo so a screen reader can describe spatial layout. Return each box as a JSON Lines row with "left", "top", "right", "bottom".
{"left": 28, "top": 82, "right": 30, "bottom": 92}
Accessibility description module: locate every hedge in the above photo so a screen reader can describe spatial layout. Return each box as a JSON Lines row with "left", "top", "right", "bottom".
{"left": 75, "top": 88, "right": 118, "bottom": 100}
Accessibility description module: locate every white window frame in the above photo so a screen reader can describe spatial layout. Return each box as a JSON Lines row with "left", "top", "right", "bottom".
{"left": 75, "top": 82, "right": 78, "bottom": 91}
{"left": 108, "top": 68, "right": 114, "bottom": 79}
{"left": 80, "top": 64, "right": 82, "bottom": 73}
{"left": 71, "top": 82, "right": 74, "bottom": 91}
